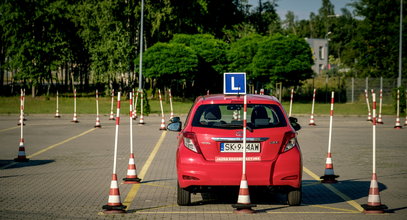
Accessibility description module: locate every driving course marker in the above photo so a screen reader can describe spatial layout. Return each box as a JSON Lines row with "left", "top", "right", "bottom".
{"left": 169, "top": 89, "right": 174, "bottom": 119}
{"left": 364, "top": 89, "right": 372, "bottom": 122}
{"left": 94, "top": 89, "right": 102, "bottom": 128}
{"left": 377, "top": 89, "right": 383, "bottom": 124}
{"left": 71, "top": 88, "right": 79, "bottom": 123}
{"left": 14, "top": 89, "right": 29, "bottom": 162}
{"left": 109, "top": 89, "right": 115, "bottom": 120}
{"left": 158, "top": 89, "right": 166, "bottom": 130}
{"left": 138, "top": 89, "right": 145, "bottom": 125}
{"left": 55, "top": 90, "right": 61, "bottom": 118}
{"left": 394, "top": 89, "right": 402, "bottom": 129}
{"left": 309, "top": 88, "right": 317, "bottom": 126}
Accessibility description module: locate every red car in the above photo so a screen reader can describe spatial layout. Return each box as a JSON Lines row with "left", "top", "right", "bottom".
{"left": 167, "top": 94, "right": 302, "bottom": 206}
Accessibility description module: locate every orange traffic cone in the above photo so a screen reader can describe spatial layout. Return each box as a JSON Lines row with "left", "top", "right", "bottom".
{"left": 102, "top": 174, "right": 126, "bottom": 213}
{"left": 94, "top": 90, "right": 102, "bottom": 128}
{"left": 232, "top": 174, "right": 256, "bottom": 214}
{"left": 309, "top": 114, "right": 316, "bottom": 126}
{"left": 95, "top": 115, "right": 102, "bottom": 128}
{"left": 320, "top": 153, "right": 339, "bottom": 183}
{"left": 362, "top": 173, "right": 387, "bottom": 214}
{"left": 14, "top": 138, "right": 29, "bottom": 162}
{"left": 123, "top": 153, "right": 141, "bottom": 184}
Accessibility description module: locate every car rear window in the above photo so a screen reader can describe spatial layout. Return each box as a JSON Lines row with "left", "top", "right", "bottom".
{"left": 191, "top": 104, "right": 287, "bottom": 129}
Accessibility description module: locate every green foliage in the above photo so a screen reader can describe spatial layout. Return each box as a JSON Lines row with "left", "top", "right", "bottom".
{"left": 142, "top": 42, "right": 199, "bottom": 81}
{"left": 251, "top": 34, "right": 314, "bottom": 87}
{"left": 227, "top": 34, "right": 265, "bottom": 74}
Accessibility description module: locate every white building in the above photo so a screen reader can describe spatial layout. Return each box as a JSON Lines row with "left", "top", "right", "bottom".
{"left": 305, "top": 38, "right": 329, "bottom": 74}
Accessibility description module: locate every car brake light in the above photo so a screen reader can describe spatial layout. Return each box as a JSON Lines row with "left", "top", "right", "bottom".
{"left": 183, "top": 132, "right": 200, "bottom": 153}
{"left": 282, "top": 132, "right": 297, "bottom": 152}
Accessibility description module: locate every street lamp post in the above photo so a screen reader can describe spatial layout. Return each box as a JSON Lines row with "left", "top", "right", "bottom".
{"left": 398, "top": 0, "right": 403, "bottom": 87}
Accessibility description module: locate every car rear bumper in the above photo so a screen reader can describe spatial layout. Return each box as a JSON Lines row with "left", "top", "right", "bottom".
{"left": 176, "top": 147, "right": 302, "bottom": 189}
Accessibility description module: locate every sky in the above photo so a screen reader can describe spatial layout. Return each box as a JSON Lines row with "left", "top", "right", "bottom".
{"left": 248, "top": 0, "right": 355, "bottom": 20}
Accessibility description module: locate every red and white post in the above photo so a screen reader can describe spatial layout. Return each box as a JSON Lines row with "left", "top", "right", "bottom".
{"left": 320, "top": 91, "right": 339, "bottom": 183}
{"left": 14, "top": 89, "right": 29, "bottom": 162}
{"left": 377, "top": 89, "right": 383, "bottom": 124}
{"left": 17, "top": 89, "right": 25, "bottom": 126}
{"left": 309, "top": 88, "right": 317, "bottom": 126}
{"left": 55, "top": 90, "right": 61, "bottom": 118}
{"left": 94, "top": 89, "right": 102, "bottom": 128}
{"left": 138, "top": 89, "right": 145, "bottom": 125}
{"left": 109, "top": 89, "right": 115, "bottom": 120}
{"left": 394, "top": 89, "right": 402, "bottom": 129}
{"left": 123, "top": 92, "right": 141, "bottom": 184}
{"left": 158, "top": 89, "right": 166, "bottom": 130}
{"left": 102, "top": 92, "right": 126, "bottom": 213}
{"left": 232, "top": 95, "right": 256, "bottom": 214}
{"left": 260, "top": 89, "right": 264, "bottom": 95}
{"left": 169, "top": 89, "right": 174, "bottom": 119}
{"left": 132, "top": 89, "right": 138, "bottom": 120}
{"left": 289, "top": 88, "right": 294, "bottom": 117}
{"left": 362, "top": 93, "right": 387, "bottom": 213}
{"left": 365, "top": 89, "right": 372, "bottom": 121}
{"left": 71, "top": 89, "right": 79, "bottom": 123}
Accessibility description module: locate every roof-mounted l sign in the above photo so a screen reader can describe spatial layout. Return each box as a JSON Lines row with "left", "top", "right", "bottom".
{"left": 223, "top": 72, "right": 246, "bottom": 95}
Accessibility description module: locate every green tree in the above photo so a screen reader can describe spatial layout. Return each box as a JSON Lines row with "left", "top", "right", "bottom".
{"left": 227, "top": 34, "right": 265, "bottom": 74}
{"left": 351, "top": 0, "right": 406, "bottom": 77}
{"left": 251, "top": 34, "right": 314, "bottom": 87}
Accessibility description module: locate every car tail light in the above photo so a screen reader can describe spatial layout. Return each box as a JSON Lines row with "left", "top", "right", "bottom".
{"left": 182, "top": 132, "right": 200, "bottom": 153}
{"left": 282, "top": 132, "right": 298, "bottom": 153}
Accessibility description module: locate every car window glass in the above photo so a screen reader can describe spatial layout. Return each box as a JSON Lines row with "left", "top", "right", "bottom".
{"left": 192, "top": 104, "right": 286, "bottom": 129}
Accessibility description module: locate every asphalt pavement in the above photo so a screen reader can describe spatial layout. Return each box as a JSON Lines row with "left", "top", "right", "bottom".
{"left": 0, "top": 113, "right": 406, "bottom": 219}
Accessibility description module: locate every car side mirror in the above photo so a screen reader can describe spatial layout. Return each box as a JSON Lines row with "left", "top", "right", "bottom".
{"left": 167, "top": 121, "right": 182, "bottom": 132}
{"left": 170, "top": 116, "right": 180, "bottom": 123}
{"left": 289, "top": 117, "right": 301, "bottom": 131}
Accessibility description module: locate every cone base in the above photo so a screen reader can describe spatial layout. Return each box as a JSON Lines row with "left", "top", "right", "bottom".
{"left": 320, "top": 175, "right": 339, "bottom": 183}
{"left": 71, "top": 120, "right": 79, "bottom": 123}
{"left": 232, "top": 204, "right": 257, "bottom": 214}
{"left": 55, "top": 115, "right": 61, "bottom": 118}
{"left": 309, "top": 123, "right": 316, "bottom": 126}
{"left": 14, "top": 157, "right": 29, "bottom": 162}
{"left": 394, "top": 126, "right": 402, "bottom": 129}
{"left": 102, "top": 205, "right": 126, "bottom": 214}
{"left": 123, "top": 177, "right": 142, "bottom": 184}
{"left": 94, "top": 125, "right": 102, "bottom": 128}
{"left": 159, "top": 127, "right": 167, "bottom": 130}
{"left": 362, "top": 204, "right": 387, "bottom": 214}
{"left": 17, "top": 123, "right": 26, "bottom": 126}
{"left": 138, "top": 122, "right": 145, "bottom": 125}
{"left": 109, "top": 118, "right": 115, "bottom": 120}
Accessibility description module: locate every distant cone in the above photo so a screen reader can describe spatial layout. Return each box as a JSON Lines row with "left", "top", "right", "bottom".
{"left": 109, "top": 112, "right": 115, "bottom": 120}
{"left": 103, "top": 174, "right": 126, "bottom": 213}
{"left": 394, "top": 117, "right": 402, "bottom": 129}
{"left": 320, "top": 153, "right": 339, "bottom": 183}
{"left": 138, "top": 115, "right": 145, "bottom": 125}
{"left": 132, "top": 110, "right": 137, "bottom": 120}
{"left": 95, "top": 115, "right": 102, "bottom": 128}
{"left": 71, "top": 113, "right": 79, "bottom": 123}
{"left": 377, "top": 114, "right": 383, "bottom": 124}
{"left": 362, "top": 173, "right": 387, "bottom": 214}
{"left": 159, "top": 117, "right": 166, "bottom": 130}
{"left": 14, "top": 139, "right": 29, "bottom": 162}
{"left": 404, "top": 116, "right": 407, "bottom": 126}
{"left": 123, "top": 153, "right": 141, "bottom": 184}
{"left": 367, "top": 112, "right": 372, "bottom": 121}
{"left": 232, "top": 174, "right": 256, "bottom": 214}
{"left": 309, "top": 114, "right": 316, "bottom": 126}
{"left": 55, "top": 111, "right": 61, "bottom": 118}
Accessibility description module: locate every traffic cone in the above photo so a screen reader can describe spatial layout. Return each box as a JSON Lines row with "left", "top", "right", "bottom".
{"left": 309, "top": 114, "right": 316, "bottom": 126}
{"left": 158, "top": 89, "right": 166, "bottom": 130}
{"left": 95, "top": 115, "right": 102, "bottom": 128}
{"left": 55, "top": 91, "right": 61, "bottom": 118}
{"left": 320, "top": 152, "right": 339, "bottom": 183}
{"left": 260, "top": 89, "right": 264, "bottom": 95}
{"left": 123, "top": 153, "right": 142, "bottom": 184}
{"left": 132, "top": 90, "right": 138, "bottom": 120}
{"left": 102, "top": 174, "right": 126, "bottom": 213}
{"left": 404, "top": 115, "right": 407, "bottom": 126}
{"left": 109, "top": 90, "right": 115, "bottom": 120}
{"left": 71, "top": 89, "right": 79, "bottom": 123}
{"left": 94, "top": 90, "right": 102, "bottom": 128}
{"left": 14, "top": 138, "right": 29, "bottom": 162}
{"left": 377, "top": 89, "right": 383, "bottom": 124}
{"left": 394, "top": 90, "right": 402, "bottom": 129}
{"left": 362, "top": 173, "right": 387, "bottom": 214}
{"left": 169, "top": 89, "right": 174, "bottom": 119}
{"left": 232, "top": 174, "right": 256, "bottom": 214}
{"left": 138, "top": 90, "right": 145, "bottom": 125}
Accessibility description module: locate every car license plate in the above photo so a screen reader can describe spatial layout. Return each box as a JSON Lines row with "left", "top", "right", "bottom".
{"left": 220, "top": 143, "right": 260, "bottom": 152}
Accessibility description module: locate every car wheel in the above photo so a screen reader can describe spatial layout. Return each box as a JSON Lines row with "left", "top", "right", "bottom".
{"left": 177, "top": 182, "right": 191, "bottom": 206}
{"left": 287, "top": 188, "right": 302, "bottom": 206}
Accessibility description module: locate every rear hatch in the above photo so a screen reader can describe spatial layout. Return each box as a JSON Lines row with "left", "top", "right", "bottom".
{"left": 190, "top": 102, "right": 290, "bottom": 162}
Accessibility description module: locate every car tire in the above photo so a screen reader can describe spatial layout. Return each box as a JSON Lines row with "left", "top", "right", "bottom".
{"left": 177, "top": 182, "right": 191, "bottom": 206}
{"left": 287, "top": 188, "right": 302, "bottom": 206}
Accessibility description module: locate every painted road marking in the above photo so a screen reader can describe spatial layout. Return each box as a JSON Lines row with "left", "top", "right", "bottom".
{"left": 303, "top": 167, "right": 364, "bottom": 212}
{"left": 0, "top": 126, "right": 19, "bottom": 133}
{"left": 123, "top": 131, "right": 167, "bottom": 210}
{"left": 0, "top": 128, "right": 97, "bottom": 169}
